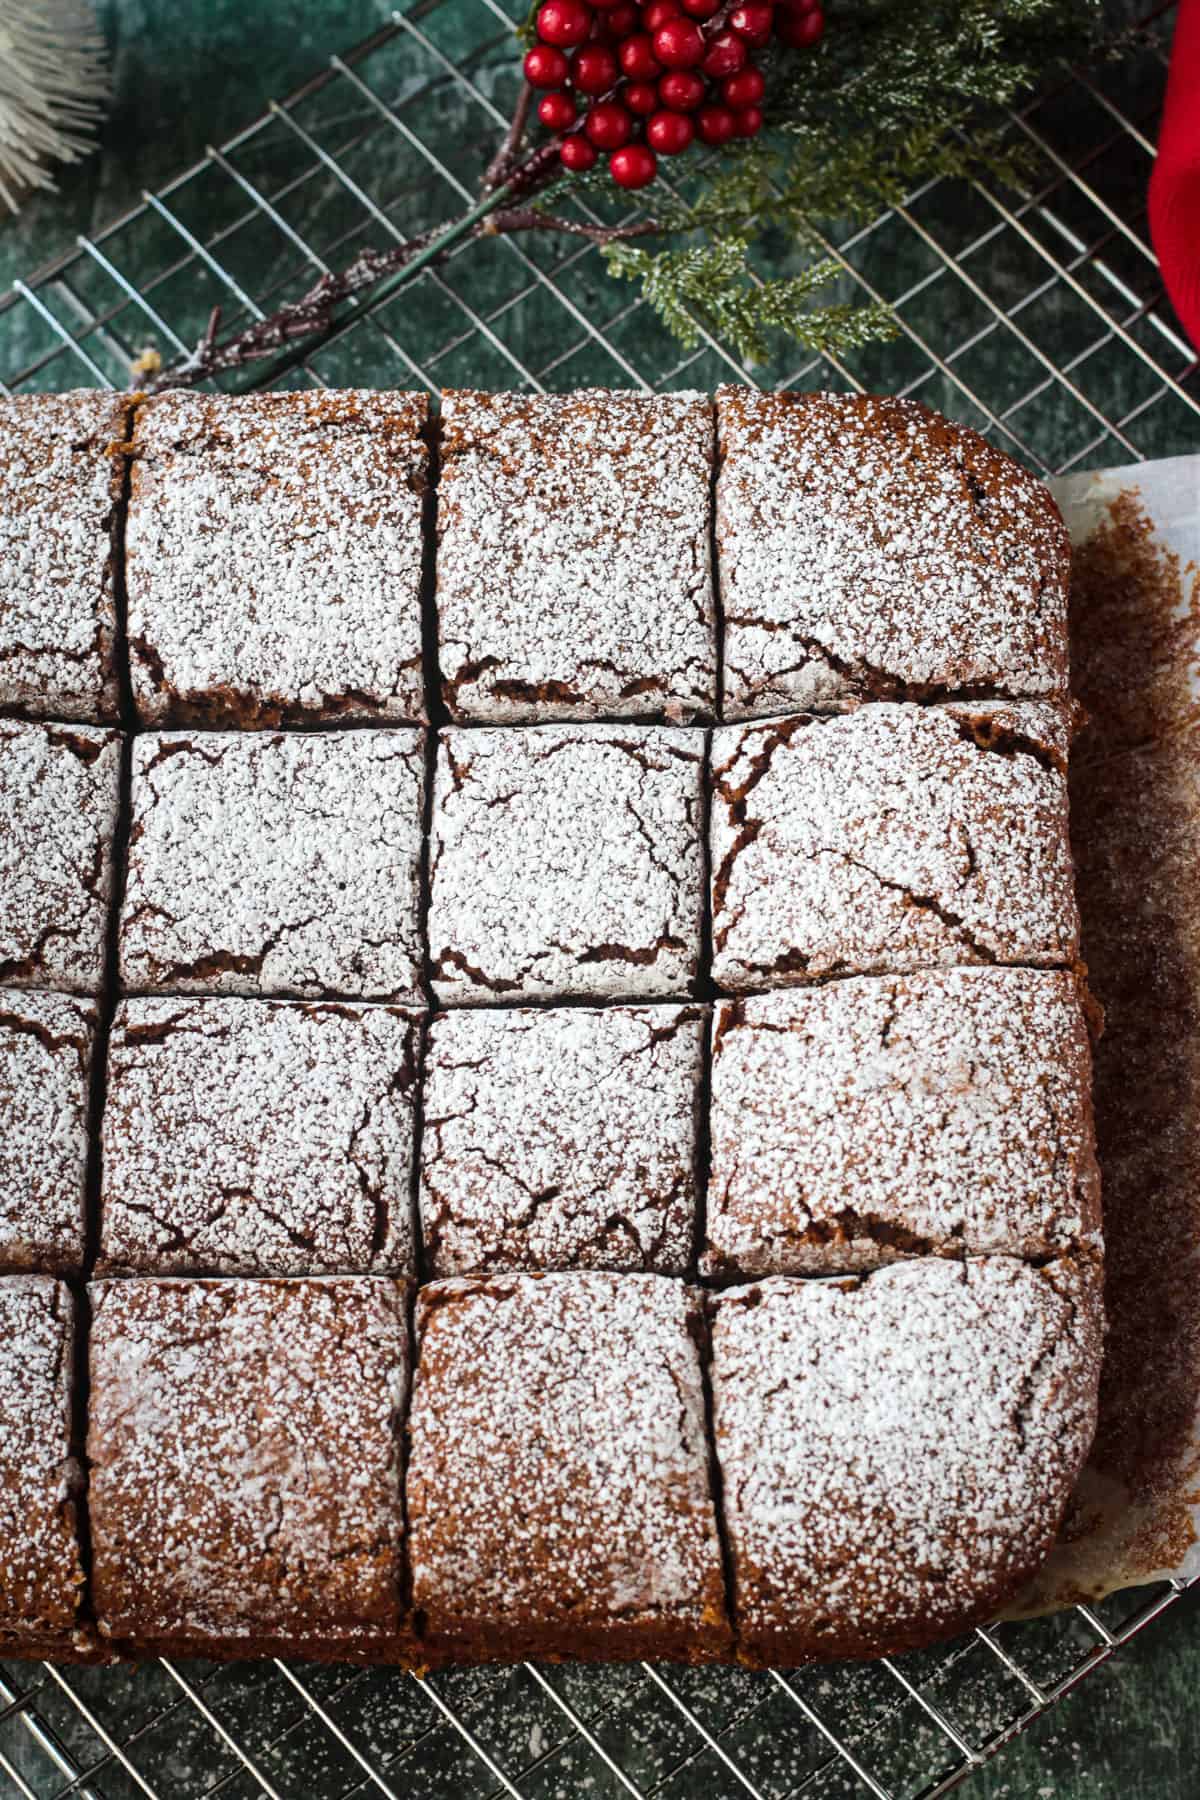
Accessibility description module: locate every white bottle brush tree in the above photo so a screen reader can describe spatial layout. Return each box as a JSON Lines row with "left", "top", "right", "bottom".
{"left": 0, "top": 0, "right": 107, "bottom": 212}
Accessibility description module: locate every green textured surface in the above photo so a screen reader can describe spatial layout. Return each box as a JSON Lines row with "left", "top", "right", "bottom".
{"left": 0, "top": 4, "right": 1196, "bottom": 1797}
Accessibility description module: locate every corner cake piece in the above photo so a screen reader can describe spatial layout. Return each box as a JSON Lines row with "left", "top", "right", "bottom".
{"left": 408, "top": 1271, "right": 729, "bottom": 1662}
{"left": 0, "top": 391, "right": 126, "bottom": 723}
{"left": 421, "top": 1004, "right": 705, "bottom": 1275}
{"left": 0, "top": 1277, "right": 87, "bottom": 1658}
{"left": 0, "top": 721, "right": 122, "bottom": 993}
{"left": 437, "top": 390, "right": 716, "bottom": 722}
{"left": 125, "top": 390, "right": 428, "bottom": 726}
{"left": 715, "top": 388, "right": 1071, "bottom": 718}
{"left": 88, "top": 1276, "right": 413, "bottom": 1660}
{"left": 710, "top": 700, "right": 1078, "bottom": 991}
{"left": 704, "top": 969, "right": 1100, "bottom": 1277}
{"left": 99, "top": 999, "right": 420, "bottom": 1276}
{"left": 429, "top": 725, "right": 705, "bottom": 1003}
{"left": 709, "top": 1256, "right": 1102, "bottom": 1663}
{"left": 0, "top": 992, "right": 96, "bottom": 1273}
{"left": 120, "top": 729, "right": 425, "bottom": 1000}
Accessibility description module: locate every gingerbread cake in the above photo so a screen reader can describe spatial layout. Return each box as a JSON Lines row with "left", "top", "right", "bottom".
{"left": 428, "top": 725, "right": 705, "bottom": 1003}
{"left": 99, "top": 999, "right": 420, "bottom": 1276}
{"left": 0, "top": 391, "right": 126, "bottom": 724}
{"left": 87, "top": 1276, "right": 413, "bottom": 1660}
{"left": 0, "top": 383, "right": 1104, "bottom": 1673}
{"left": 709, "top": 1256, "right": 1103, "bottom": 1663}
{"left": 437, "top": 390, "right": 716, "bottom": 722}
{"left": 0, "top": 720, "right": 122, "bottom": 993}
{"left": 421, "top": 1003, "right": 704, "bottom": 1275}
{"left": 125, "top": 390, "right": 428, "bottom": 727}
{"left": 119, "top": 729, "right": 425, "bottom": 999}
{"left": 710, "top": 700, "right": 1078, "bottom": 991}
{"left": 0, "top": 1276, "right": 87, "bottom": 1657}
{"left": 0, "top": 991, "right": 96, "bottom": 1273}
{"left": 408, "top": 1271, "right": 729, "bottom": 1662}
{"left": 704, "top": 969, "right": 1100, "bottom": 1277}
{"left": 715, "top": 387, "right": 1071, "bottom": 718}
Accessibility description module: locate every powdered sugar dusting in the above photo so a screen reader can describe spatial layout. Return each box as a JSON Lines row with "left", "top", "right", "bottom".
{"left": 705, "top": 969, "right": 1100, "bottom": 1277}
{"left": 0, "top": 1276, "right": 84, "bottom": 1647}
{"left": 715, "top": 387, "right": 1071, "bottom": 718}
{"left": 87, "top": 1276, "right": 410, "bottom": 1650}
{"left": 0, "top": 720, "right": 122, "bottom": 993}
{"left": 99, "top": 999, "right": 420, "bottom": 1276}
{"left": 126, "top": 390, "right": 427, "bottom": 726}
{"left": 0, "top": 392, "right": 124, "bottom": 723}
{"left": 120, "top": 729, "right": 425, "bottom": 1000}
{"left": 408, "top": 1272, "right": 728, "bottom": 1658}
{"left": 421, "top": 1004, "right": 704, "bottom": 1275}
{"left": 710, "top": 701, "right": 1079, "bottom": 990}
{"left": 710, "top": 1256, "right": 1102, "bottom": 1662}
{"left": 438, "top": 390, "right": 716, "bottom": 722}
{"left": 429, "top": 725, "right": 705, "bottom": 1003}
{"left": 0, "top": 992, "right": 95, "bottom": 1272}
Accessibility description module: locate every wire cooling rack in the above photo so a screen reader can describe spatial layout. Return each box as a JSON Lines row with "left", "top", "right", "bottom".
{"left": 0, "top": 2, "right": 1198, "bottom": 1795}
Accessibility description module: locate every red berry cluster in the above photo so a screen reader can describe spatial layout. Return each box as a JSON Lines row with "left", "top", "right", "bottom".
{"left": 524, "top": 0, "right": 825, "bottom": 189}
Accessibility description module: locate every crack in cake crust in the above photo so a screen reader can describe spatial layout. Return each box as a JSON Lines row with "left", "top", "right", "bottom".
{"left": 119, "top": 729, "right": 425, "bottom": 1000}
{"left": 99, "top": 998, "right": 420, "bottom": 1276}
{"left": 710, "top": 701, "right": 1079, "bottom": 990}
{"left": 437, "top": 390, "right": 717, "bottom": 724}
{"left": 428, "top": 725, "right": 705, "bottom": 1004}
{"left": 715, "top": 388, "right": 1071, "bottom": 719}
{"left": 421, "top": 1004, "right": 705, "bottom": 1275}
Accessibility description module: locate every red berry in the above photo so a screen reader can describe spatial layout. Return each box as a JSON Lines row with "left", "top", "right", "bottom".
{"left": 590, "top": 0, "right": 625, "bottom": 8}
{"left": 701, "top": 30, "right": 746, "bottom": 76}
{"left": 559, "top": 133, "right": 598, "bottom": 169}
{"left": 696, "top": 102, "right": 736, "bottom": 144}
{"left": 570, "top": 43, "right": 619, "bottom": 91}
{"left": 653, "top": 17, "right": 704, "bottom": 66}
{"left": 776, "top": 3, "right": 823, "bottom": 44}
{"left": 779, "top": 0, "right": 819, "bottom": 9}
{"left": 729, "top": 2, "right": 774, "bottom": 44}
{"left": 722, "top": 66, "right": 764, "bottom": 105}
{"left": 606, "top": 0, "right": 638, "bottom": 23}
{"left": 646, "top": 108, "right": 694, "bottom": 153}
{"left": 625, "top": 80, "right": 659, "bottom": 114}
{"left": 732, "top": 104, "right": 763, "bottom": 135}
{"left": 679, "top": 0, "right": 720, "bottom": 14}
{"left": 524, "top": 43, "right": 569, "bottom": 86}
{"left": 642, "top": 1, "right": 681, "bottom": 27}
{"left": 658, "top": 69, "right": 705, "bottom": 109}
{"left": 619, "top": 31, "right": 661, "bottom": 78}
{"left": 610, "top": 143, "right": 658, "bottom": 188}
{"left": 538, "top": 91, "right": 577, "bottom": 128}
{"left": 585, "top": 100, "right": 634, "bottom": 147}
{"left": 536, "top": 0, "right": 592, "bottom": 46}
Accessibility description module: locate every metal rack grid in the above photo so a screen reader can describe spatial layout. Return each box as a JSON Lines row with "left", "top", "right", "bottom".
{"left": 0, "top": 2, "right": 1197, "bottom": 1794}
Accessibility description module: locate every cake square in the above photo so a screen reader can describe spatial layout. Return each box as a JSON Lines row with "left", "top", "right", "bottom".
{"left": 437, "top": 390, "right": 716, "bottom": 722}
{"left": 99, "top": 999, "right": 420, "bottom": 1276}
{"left": 119, "top": 728, "right": 425, "bottom": 1000}
{"left": 0, "top": 721, "right": 122, "bottom": 993}
{"left": 710, "top": 701, "right": 1078, "bottom": 991}
{"left": 408, "top": 1271, "right": 729, "bottom": 1661}
{"left": 125, "top": 390, "right": 428, "bottom": 727}
{"left": 704, "top": 969, "right": 1100, "bottom": 1277}
{"left": 0, "top": 391, "right": 125, "bottom": 723}
{"left": 709, "top": 1257, "right": 1102, "bottom": 1663}
{"left": 0, "top": 992, "right": 96, "bottom": 1273}
{"left": 0, "top": 1276, "right": 86, "bottom": 1657}
{"left": 429, "top": 725, "right": 705, "bottom": 1004}
{"left": 715, "top": 388, "right": 1071, "bottom": 719}
{"left": 87, "top": 1276, "right": 412, "bottom": 1658}
{"left": 421, "top": 1004, "right": 705, "bottom": 1276}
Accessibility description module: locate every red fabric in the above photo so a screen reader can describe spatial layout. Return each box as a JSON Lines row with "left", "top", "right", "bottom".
{"left": 1149, "top": 0, "right": 1200, "bottom": 353}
